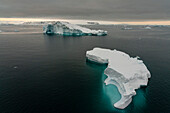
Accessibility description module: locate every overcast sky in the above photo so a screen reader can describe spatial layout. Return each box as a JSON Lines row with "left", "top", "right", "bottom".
{"left": 0, "top": 0, "right": 170, "bottom": 21}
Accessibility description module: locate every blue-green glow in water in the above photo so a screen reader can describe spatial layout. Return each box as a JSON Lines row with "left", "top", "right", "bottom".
{"left": 87, "top": 60, "right": 149, "bottom": 113}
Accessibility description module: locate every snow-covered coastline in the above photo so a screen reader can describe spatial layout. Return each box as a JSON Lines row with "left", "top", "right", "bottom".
{"left": 86, "top": 48, "right": 151, "bottom": 109}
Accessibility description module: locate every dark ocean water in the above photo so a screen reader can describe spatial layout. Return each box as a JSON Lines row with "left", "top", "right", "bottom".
{"left": 0, "top": 25, "right": 170, "bottom": 113}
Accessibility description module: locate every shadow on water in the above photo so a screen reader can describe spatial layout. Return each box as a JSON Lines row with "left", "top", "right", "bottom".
{"left": 86, "top": 59, "right": 148, "bottom": 113}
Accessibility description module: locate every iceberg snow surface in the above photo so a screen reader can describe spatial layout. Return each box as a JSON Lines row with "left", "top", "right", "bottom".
{"left": 86, "top": 48, "right": 151, "bottom": 109}
{"left": 43, "top": 21, "right": 107, "bottom": 36}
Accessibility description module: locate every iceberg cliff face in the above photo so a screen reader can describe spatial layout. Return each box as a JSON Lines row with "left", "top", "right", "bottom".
{"left": 86, "top": 48, "right": 151, "bottom": 109}
{"left": 43, "top": 21, "right": 107, "bottom": 36}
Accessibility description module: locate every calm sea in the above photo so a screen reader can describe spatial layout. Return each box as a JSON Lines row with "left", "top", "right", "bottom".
{"left": 0, "top": 25, "right": 169, "bottom": 113}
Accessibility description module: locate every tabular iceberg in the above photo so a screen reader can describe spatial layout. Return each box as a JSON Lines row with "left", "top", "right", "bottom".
{"left": 86, "top": 48, "right": 151, "bottom": 109}
{"left": 43, "top": 21, "right": 107, "bottom": 36}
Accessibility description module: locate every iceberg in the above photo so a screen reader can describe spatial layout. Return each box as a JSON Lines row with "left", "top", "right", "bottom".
{"left": 86, "top": 48, "right": 151, "bottom": 109}
{"left": 144, "top": 26, "right": 152, "bottom": 29}
{"left": 43, "top": 21, "right": 107, "bottom": 36}
{"left": 14, "top": 29, "right": 19, "bottom": 32}
{"left": 121, "top": 27, "right": 133, "bottom": 30}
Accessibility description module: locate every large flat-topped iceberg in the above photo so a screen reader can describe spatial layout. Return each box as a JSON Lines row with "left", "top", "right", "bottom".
{"left": 43, "top": 21, "right": 107, "bottom": 36}
{"left": 86, "top": 48, "right": 151, "bottom": 109}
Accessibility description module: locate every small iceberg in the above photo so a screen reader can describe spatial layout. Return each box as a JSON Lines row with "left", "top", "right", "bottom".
{"left": 14, "top": 29, "right": 19, "bottom": 32}
{"left": 121, "top": 26, "right": 133, "bottom": 30}
{"left": 43, "top": 21, "right": 107, "bottom": 36}
{"left": 13, "top": 66, "right": 18, "bottom": 69}
{"left": 86, "top": 48, "right": 151, "bottom": 109}
{"left": 144, "top": 26, "right": 152, "bottom": 29}
{"left": 121, "top": 27, "right": 133, "bottom": 30}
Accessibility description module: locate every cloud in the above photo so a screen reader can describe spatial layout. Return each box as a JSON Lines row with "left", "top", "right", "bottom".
{"left": 0, "top": 0, "right": 170, "bottom": 21}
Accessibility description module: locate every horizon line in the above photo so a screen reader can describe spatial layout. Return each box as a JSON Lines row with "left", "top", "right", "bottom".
{"left": 0, "top": 18, "right": 170, "bottom": 25}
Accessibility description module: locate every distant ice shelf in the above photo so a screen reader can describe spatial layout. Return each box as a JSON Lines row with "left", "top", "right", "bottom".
{"left": 43, "top": 21, "right": 107, "bottom": 36}
{"left": 86, "top": 48, "right": 151, "bottom": 109}
{"left": 87, "top": 22, "right": 100, "bottom": 25}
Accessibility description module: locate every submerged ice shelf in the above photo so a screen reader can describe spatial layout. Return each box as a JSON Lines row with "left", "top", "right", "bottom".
{"left": 86, "top": 48, "right": 151, "bottom": 109}
{"left": 43, "top": 21, "right": 107, "bottom": 36}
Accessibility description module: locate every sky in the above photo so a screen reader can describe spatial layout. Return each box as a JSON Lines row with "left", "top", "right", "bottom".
{"left": 0, "top": 0, "right": 170, "bottom": 22}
